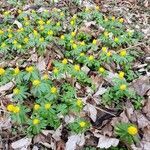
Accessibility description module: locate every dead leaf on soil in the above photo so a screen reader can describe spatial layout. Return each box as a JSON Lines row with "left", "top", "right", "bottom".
{"left": 132, "top": 76, "right": 150, "bottom": 96}
{"left": 65, "top": 134, "right": 85, "bottom": 150}
{"left": 11, "top": 137, "right": 31, "bottom": 150}
{"left": 84, "top": 103, "right": 97, "bottom": 122}
{"left": 0, "top": 82, "right": 14, "bottom": 93}
{"left": 94, "top": 132, "right": 119, "bottom": 149}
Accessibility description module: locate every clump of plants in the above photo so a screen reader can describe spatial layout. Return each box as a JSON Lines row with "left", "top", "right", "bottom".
{"left": 0, "top": 4, "right": 143, "bottom": 147}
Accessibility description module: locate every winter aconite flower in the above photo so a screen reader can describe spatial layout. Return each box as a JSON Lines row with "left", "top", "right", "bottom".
{"left": 106, "top": 51, "right": 111, "bottom": 57}
{"left": 24, "top": 37, "right": 29, "bottom": 43}
{"left": 33, "top": 119, "right": 40, "bottom": 125}
{"left": 53, "top": 68, "right": 59, "bottom": 74}
{"left": 79, "top": 121, "right": 86, "bottom": 127}
{"left": 13, "top": 88, "right": 20, "bottom": 95}
{"left": 7, "top": 104, "right": 15, "bottom": 112}
{"left": 26, "top": 66, "right": 34, "bottom": 73}
{"left": 80, "top": 41, "right": 85, "bottom": 46}
{"left": 114, "top": 37, "right": 119, "bottom": 43}
{"left": 80, "top": 53, "right": 85, "bottom": 56}
{"left": 104, "top": 31, "right": 109, "bottom": 37}
{"left": 71, "top": 31, "right": 76, "bottom": 37}
{"left": 88, "top": 55, "right": 94, "bottom": 61}
{"left": 33, "top": 80, "right": 41, "bottom": 86}
{"left": 119, "top": 84, "right": 127, "bottom": 91}
{"left": 43, "top": 74, "right": 49, "bottom": 80}
{"left": 51, "top": 87, "right": 57, "bottom": 94}
{"left": 119, "top": 71, "right": 125, "bottom": 79}
{"left": 47, "top": 30, "right": 53, "bottom": 36}
{"left": 111, "top": 16, "right": 115, "bottom": 21}
{"left": 127, "top": 125, "right": 138, "bottom": 135}
{"left": 120, "top": 49, "right": 127, "bottom": 57}
{"left": 0, "top": 68, "right": 5, "bottom": 75}
{"left": 45, "top": 103, "right": 51, "bottom": 110}
{"left": 102, "top": 47, "right": 107, "bottom": 52}
{"left": 60, "top": 35, "right": 65, "bottom": 40}
{"left": 14, "top": 67, "right": 20, "bottom": 75}
{"left": 13, "top": 106, "right": 20, "bottom": 113}
{"left": 76, "top": 99, "right": 83, "bottom": 108}
{"left": 92, "top": 39, "right": 97, "bottom": 45}
{"left": 72, "top": 43, "right": 77, "bottom": 49}
{"left": 119, "top": 18, "right": 124, "bottom": 23}
{"left": 62, "top": 58, "right": 68, "bottom": 65}
{"left": 99, "top": 67, "right": 105, "bottom": 73}
{"left": 74, "top": 65, "right": 80, "bottom": 71}
{"left": 34, "top": 104, "right": 40, "bottom": 111}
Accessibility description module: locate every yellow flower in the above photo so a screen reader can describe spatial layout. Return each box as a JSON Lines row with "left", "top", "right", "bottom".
{"left": 70, "top": 20, "right": 75, "bottom": 26}
{"left": 39, "top": 25, "right": 44, "bottom": 30}
{"left": 104, "top": 17, "right": 108, "bottom": 22}
{"left": 119, "top": 71, "right": 125, "bottom": 79}
{"left": 80, "top": 52, "right": 85, "bottom": 56}
{"left": 119, "top": 18, "right": 124, "bottom": 23}
{"left": 92, "top": 39, "right": 97, "bottom": 45}
{"left": 51, "top": 87, "right": 57, "bottom": 94}
{"left": 17, "top": 28, "right": 24, "bottom": 32}
{"left": 56, "top": 22, "right": 60, "bottom": 26}
{"left": 72, "top": 43, "right": 77, "bottom": 49}
{"left": 18, "top": 9, "right": 22, "bottom": 14}
{"left": 33, "top": 30, "right": 38, "bottom": 36}
{"left": 47, "top": 30, "right": 53, "bottom": 36}
{"left": 76, "top": 99, "right": 83, "bottom": 107}
{"left": 99, "top": 67, "right": 105, "bottom": 73}
{"left": 25, "top": 21, "right": 30, "bottom": 26}
{"left": 4, "top": 11, "right": 9, "bottom": 16}
{"left": 45, "top": 103, "right": 51, "bottom": 110}
{"left": 85, "top": 7, "right": 90, "bottom": 12}
{"left": 13, "top": 40, "right": 17, "bottom": 45}
{"left": 0, "top": 30, "right": 4, "bottom": 35}
{"left": 80, "top": 41, "right": 85, "bottom": 46}
{"left": 14, "top": 67, "right": 20, "bottom": 75}
{"left": 26, "top": 66, "right": 34, "bottom": 73}
{"left": 38, "top": 19, "right": 45, "bottom": 25}
{"left": 70, "top": 40, "right": 74, "bottom": 44}
{"left": 102, "top": 47, "right": 107, "bottom": 52}
{"left": 7, "top": 28, "right": 12, "bottom": 33}
{"left": 46, "top": 20, "right": 51, "bottom": 25}
{"left": 119, "top": 84, "right": 127, "bottom": 91}
{"left": 74, "top": 65, "right": 80, "bottom": 71}
{"left": 114, "top": 37, "right": 119, "bottom": 43}
{"left": 127, "top": 126, "right": 138, "bottom": 135}
{"left": 13, "top": 106, "right": 20, "bottom": 113}
{"left": 62, "top": 58, "right": 68, "bottom": 64}
{"left": 120, "top": 49, "right": 127, "bottom": 57}
{"left": 7, "top": 104, "right": 15, "bottom": 112}
{"left": 60, "top": 12, "right": 64, "bottom": 16}
{"left": 112, "top": 16, "right": 115, "bottom": 21}
{"left": 17, "top": 44, "right": 22, "bottom": 49}
{"left": 72, "top": 14, "right": 77, "bottom": 20}
{"left": 13, "top": 88, "right": 20, "bottom": 95}
{"left": 53, "top": 67, "right": 59, "bottom": 74}
{"left": 33, "top": 118, "right": 40, "bottom": 125}
{"left": 79, "top": 121, "right": 86, "bottom": 127}
{"left": 95, "top": 6, "right": 100, "bottom": 10}
{"left": 32, "top": 80, "right": 41, "bottom": 86}
{"left": 104, "top": 31, "right": 109, "bottom": 37}
{"left": 71, "top": 31, "right": 76, "bottom": 37}
{"left": 60, "top": 35, "right": 65, "bottom": 40}
{"left": 1, "top": 42, "right": 6, "bottom": 48}
{"left": 0, "top": 68, "right": 5, "bottom": 75}
{"left": 39, "top": 37, "right": 44, "bottom": 42}
{"left": 88, "top": 55, "right": 94, "bottom": 61}
{"left": 24, "top": 37, "right": 29, "bottom": 43}
{"left": 106, "top": 51, "right": 111, "bottom": 57}
{"left": 43, "top": 74, "right": 49, "bottom": 80}
{"left": 34, "top": 104, "right": 40, "bottom": 111}
{"left": 8, "top": 33, "right": 13, "bottom": 38}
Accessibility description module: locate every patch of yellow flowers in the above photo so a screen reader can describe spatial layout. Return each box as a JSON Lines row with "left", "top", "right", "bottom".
{"left": 7, "top": 104, "right": 20, "bottom": 113}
